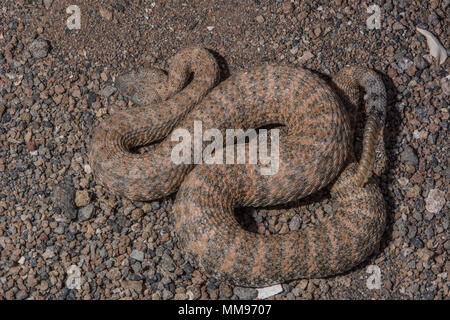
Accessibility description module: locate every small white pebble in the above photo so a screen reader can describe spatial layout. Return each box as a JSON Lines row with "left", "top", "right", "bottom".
{"left": 18, "top": 256, "right": 25, "bottom": 265}
{"left": 83, "top": 164, "right": 92, "bottom": 174}
{"left": 256, "top": 284, "right": 283, "bottom": 300}
{"left": 398, "top": 177, "right": 409, "bottom": 186}
{"left": 186, "top": 290, "right": 194, "bottom": 300}
{"left": 425, "top": 189, "right": 446, "bottom": 214}
{"left": 206, "top": 26, "right": 214, "bottom": 31}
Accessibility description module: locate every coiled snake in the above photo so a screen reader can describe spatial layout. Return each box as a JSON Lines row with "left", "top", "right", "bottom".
{"left": 89, "top": 47, "right": 386, "bottom": 286}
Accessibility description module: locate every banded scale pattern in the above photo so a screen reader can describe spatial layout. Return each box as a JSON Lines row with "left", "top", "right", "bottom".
{"left": 173, "top": 162, "right": 385, "bottom": 286}
{"left": 88, "top": 47, "right": 387, "bottom": 285}
{"left": 89, "top": 48, "right": 354, "bottom": 203}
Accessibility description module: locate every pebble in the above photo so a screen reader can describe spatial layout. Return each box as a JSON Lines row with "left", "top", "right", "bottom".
{"left": 122, "top": 280, "right": 143, "bottom": 293}
{"left": 298, "top": 51, "right": 314, "bottom": 64}
{"left": 161, "top": 253, "right": 175, "bottom": 272}
{"left": 289, "top": 215, "right": 302, "bottom": 231}
{"left": 42, "top": 247, "right": 55, "bottom": 259}
{"left": 411, "top": 237, "right": 424, "bottom": 249}
{"left": 414, "top": 56, "right": 429, "bottom": 70}
{"left": 114, "top": 3, "right": 125, "bottom": 13}
{"left": 219, "top": 282, "right": 233, "bottom": 298}
{"left": 441, "top": 77, "right": 450, "bottom": 95}
{"left": 29, "top": 39, "right": 50, "bottom": 59}
{"left": 130, "top": 249, "right": 145, "bottom": 262}
{"left": 51, "top": 184, "right": 77, "bottom": 220}
{"left": 425, "top": 189, "right": 445, "bottom": 214}
{"left": 151, "top": 201, "right": 160, "bottom": 211}
{"left": 444, "top": 241, "right": 450, "bottom": 251}
{"left": 392, "top": 22, "right": 404, "bottom": 30}
{"left": 407, "top": 225, "right": 417, "bottom": 239}
{"left": 83, "top": 164, "right": 92, "bottom": 174}
{"left": 256, "top": 15, "right": 265, "bottom": 24}
{"left": 75, "top": 189, "right": 90, "bottom": 207}
{"left": 101, "top": 86, "right": 117, "bottom": 97}
{"left": 400, "top": 146, "right": 418, "bottom": 166}
{"left": 186, "top": 291, "right": 195, "bottom": 300}
{"left": 78, "top": 204, "right": 94, "bottom": 221}
{"left": 99, "top": 8, "right": 113, "bottom": 21}
{"left": 314, "top": 27, "right": 321, "bottom": 37}
{"left": 87, "top": 92, "right": 98, "bottom": 107}
{"left": 55, "top": 85, "right": 65, "bottom": 94}
{"left": 396, "top": 57, "right": 414, "bottom": 73}
{"left": 162, "top": 289, "right": 174, "bottom": 300}
{"left": 282, "top": 1, "right": 294, "bottom": 14}
{"left": 44, "top": 0, "right": 53, "bottom": 9}
{"left": 16, "top": 291, "right": 27, "bottom": 300}
{"left": 233, "top": 287, "right": 258, "bottom": 300}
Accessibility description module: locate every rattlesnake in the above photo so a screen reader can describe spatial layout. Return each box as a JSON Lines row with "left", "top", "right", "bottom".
{"left": 88, "top": 47, "right": 386, "bottom": 286}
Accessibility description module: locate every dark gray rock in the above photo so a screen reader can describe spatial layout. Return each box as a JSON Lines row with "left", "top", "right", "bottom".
{"left": 130, "top": 249, "right": 145, "bottom": 262}
{"left": 29, "top": 39, "right": 50, "bottom": 59}
{"left": 233, "top": 287, "right": 258, "bottom": 300}
{"left": 78, "top": 204, "right": 94, "bottom": 221}
{"left": 289, "top": 215, "right": 302, "bottom": 231}
{"left": 400, "top": 146, "right": 418, "bottom": 166}
{"left": 51, "top": 183, "right": 77, "bottom": 220}
{"left": 101, "top": 86, "right": 117, "bottom": 97}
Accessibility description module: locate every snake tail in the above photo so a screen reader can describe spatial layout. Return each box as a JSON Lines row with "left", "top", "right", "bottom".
{"left": 332, "top": 67, "right": 387, "bottom": 186}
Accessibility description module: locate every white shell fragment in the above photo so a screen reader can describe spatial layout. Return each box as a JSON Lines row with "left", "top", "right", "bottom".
{"left": 256, "top": 284, "right": 283, "bottom": 300}
{"left": 416, "top": 27, "right": 448, "bottom": 65}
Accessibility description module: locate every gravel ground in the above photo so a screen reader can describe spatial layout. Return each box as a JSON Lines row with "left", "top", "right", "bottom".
{"left": 0, "top": 0, "right": 448, "bottom": 300}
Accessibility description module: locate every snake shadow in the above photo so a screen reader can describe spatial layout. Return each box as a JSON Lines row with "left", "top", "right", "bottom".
{"left": 207, "top": 49, "right": 231, "bottom": 82}
{"left": 235, "top": 71, "right": 400, "bottom": 279}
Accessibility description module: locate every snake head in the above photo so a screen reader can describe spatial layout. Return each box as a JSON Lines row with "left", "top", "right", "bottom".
{"left": 115, "top": 68, "right": 169, "bottom": 106}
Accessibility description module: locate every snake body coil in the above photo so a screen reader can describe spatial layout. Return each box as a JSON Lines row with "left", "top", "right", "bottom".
{"left": 89, "top": 47, "right": 386, "bottom": 286}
